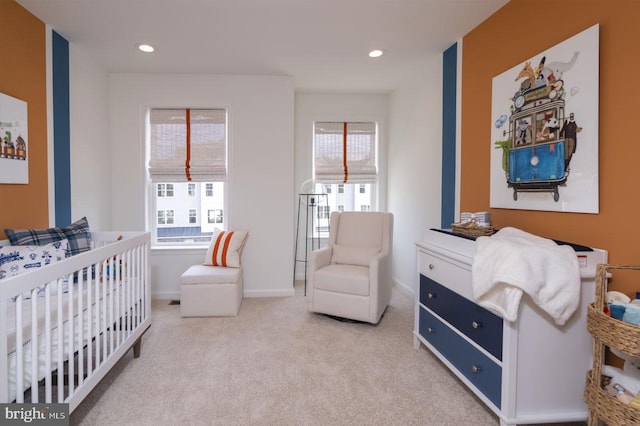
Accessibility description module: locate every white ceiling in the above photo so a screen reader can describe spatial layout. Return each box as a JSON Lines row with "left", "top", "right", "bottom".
{"left": 16, "top": 0, "right": 509, "bottom": 93}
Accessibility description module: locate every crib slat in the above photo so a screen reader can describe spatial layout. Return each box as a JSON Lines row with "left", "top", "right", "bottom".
{"left": 95, "top": 264, "right": 101, "bottom": 367}
{"left": 87, "top": 262, "right": 94, "bottom": 376}
{"left": 15, "top": 294, "right": 23, "bottom": 403}
{"left": 102, "top": 259, "right": 108, "bottom": 362}
{"left": 115, "top": 254, "right": 121, "bottom": 346}
{"left": 44, "top": 284, "right": 52, "bottom": 403}
{"left": 0, "top": 299, "right": 8, "bottom": 403}
{"left": 138, "top": 246, "right": 143, "bottom": 323}
{"left": 57, "top": 279, "right": 63, "bottom": 403}
{"left": 126, "top": 249, "right": 132, "bottom": 334}
{"left": 78, "top": 273, "right": 84, "bottom": 387}
{"left": 67, "top": 275, "right": 75, "bottom": 397}
{"left": 109, "top": 262, "right": 114, "bottom": 354}
{"left": 31, "top": 290, "right": 38, "bottom": 402}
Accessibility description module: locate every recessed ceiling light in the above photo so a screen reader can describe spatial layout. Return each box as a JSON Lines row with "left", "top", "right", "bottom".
{"left": 368, "top": 49, "right": 384, "bottom": 58}
{"left": 137, "top": 43, "right": 155, "bottom": 53}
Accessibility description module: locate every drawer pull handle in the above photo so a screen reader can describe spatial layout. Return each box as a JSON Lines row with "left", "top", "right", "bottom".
{"left": 471, "top": 365, "right": 481, "bottom": 374}
{"left": 471, "top": 321, "right": 483, "bottom": 329}
{"left": 427, "top": 292, "right": 436, "bottom": 299}
{"left": 427, "top": 327, "right": 435, "bottom": 334}
{"left": 428, "top": 264, "right": 434, "bottom": 270}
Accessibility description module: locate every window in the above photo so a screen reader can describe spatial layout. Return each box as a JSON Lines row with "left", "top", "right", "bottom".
{"left": 313, "top": 121, "right": 378, "bottom": 214}
{"left": 360, "top": 205, "right": 370, "bottom": 211}
{"left": 157, "top": 183, "right": 174, "bottom": 197}
{"left": 208, "top": 209, "right": 223, "bottom": 224}
{"left": 148, "top": 108, "right": 227, "bottom": 245}
{"left": 157, "top": 209, "right": 175, "bottom": 225}
{"left": 318, "top": 205, "right": 330, "bottom": 219}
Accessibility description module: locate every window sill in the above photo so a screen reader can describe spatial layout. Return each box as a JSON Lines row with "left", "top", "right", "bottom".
{"left": 151, "top": 245, "right": 208, "bottom": 253}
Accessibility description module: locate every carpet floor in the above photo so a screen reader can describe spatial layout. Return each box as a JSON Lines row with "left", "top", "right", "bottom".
{"left": 68, "top": 284, "right": 574, "bottom": 425}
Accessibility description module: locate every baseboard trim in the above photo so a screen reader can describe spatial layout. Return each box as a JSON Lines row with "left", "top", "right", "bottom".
{"left": 153, "top": 291, "right": 180, "bottom": 300}
{"left": 153, "top": 288, "right": 296, "bottom": 300}
{"left": 393, "top": 278, "right": 414, "bottom": 296}
{"left": 244, "top": 288, "right": 295, "bottom": 298}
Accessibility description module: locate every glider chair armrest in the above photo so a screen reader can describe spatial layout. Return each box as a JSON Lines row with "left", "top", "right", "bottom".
{"left": 307, "top": 246, "right": 331, "bottom": 306}
{"left": 368, "top": 249, "right": 393, "bottom": 323}
{"left": 309, "top": 246, "right": 332, "bottom": 272}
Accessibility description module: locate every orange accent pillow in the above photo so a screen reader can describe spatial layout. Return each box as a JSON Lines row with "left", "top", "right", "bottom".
{"left": 203, "top": 229, "right": 248, "bottom": 268}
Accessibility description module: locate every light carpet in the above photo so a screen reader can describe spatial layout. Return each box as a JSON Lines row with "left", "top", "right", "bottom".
{"left": 69, "top": 284, "right": 511, "bottom": 425}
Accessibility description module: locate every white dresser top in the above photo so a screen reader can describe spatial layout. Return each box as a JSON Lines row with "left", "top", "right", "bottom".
{"left": 417, "top": 228, "right": 607, "bottom": 279}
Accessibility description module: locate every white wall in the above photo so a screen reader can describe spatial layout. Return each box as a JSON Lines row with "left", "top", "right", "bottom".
{"left": 66, "top": 50, "right": 442, "bottom": 300}
{"left": 68, "top": 45, "right": 112, "bottom": 231}
{"left": 388, "top": 56, "right": 444, "bottom": 294}
{"left": 109, "top": 74, "right": 295, "bottom": 299}
{"left": 293, "top": 93, "right": 389, "bottom": 279}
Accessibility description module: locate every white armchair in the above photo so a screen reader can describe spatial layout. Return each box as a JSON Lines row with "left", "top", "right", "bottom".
{"left": 307, "top": 211, "right": 393, "bottom": 324}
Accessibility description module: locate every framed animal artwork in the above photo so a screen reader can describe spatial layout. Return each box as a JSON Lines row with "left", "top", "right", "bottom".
{"left": 0, "top": 92, "right": 28, "bottom": 184}
{"left": 489, "top": 24, "right": 599, "bottom": 213}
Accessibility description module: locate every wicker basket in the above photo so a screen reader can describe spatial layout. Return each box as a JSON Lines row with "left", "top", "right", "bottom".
{"left": 587, "top": 265, "right": 640, "bottom": 357}
{"left": 450, "top": 222, "right": 496, "bottom": 238}
{"left": 585, "top": 264, "right": 640, "bottom": 425}
{"left": 584, "top": 370, "right": 640, "bottom": 425}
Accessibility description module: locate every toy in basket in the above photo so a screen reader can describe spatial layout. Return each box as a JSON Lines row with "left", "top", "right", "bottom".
{"left": 451, "top": 221, "right": 496, "bottom": 238}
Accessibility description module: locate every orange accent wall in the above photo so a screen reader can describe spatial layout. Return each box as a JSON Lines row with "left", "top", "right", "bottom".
{"left": 461, "top": 0, "right": 640, "bottom": 278}
{"left": 0, "top": 0, "right": 48, "bottom": 237}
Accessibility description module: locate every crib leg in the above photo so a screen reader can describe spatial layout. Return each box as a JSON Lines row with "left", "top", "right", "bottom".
{"left": 133, "top": 337, "right": 142, "bottom": 358}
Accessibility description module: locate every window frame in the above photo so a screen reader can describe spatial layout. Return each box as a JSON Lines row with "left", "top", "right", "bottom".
{"left": 311, "top": 118, "right": 385, "bottom": 214}
{"left": 146, "top": 107, "right": 229, "bottom": 248}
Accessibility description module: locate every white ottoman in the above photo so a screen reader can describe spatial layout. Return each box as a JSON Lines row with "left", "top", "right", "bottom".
{"left": 180, "top": 265, "right": 243, "bottom": 317}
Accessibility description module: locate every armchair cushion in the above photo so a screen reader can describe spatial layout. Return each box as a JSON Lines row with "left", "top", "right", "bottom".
{"left": 331, "top": 244, "right": 380, "bottom": 267}
{"left": 314, "top": 264, "right": 370, "bottom": 296}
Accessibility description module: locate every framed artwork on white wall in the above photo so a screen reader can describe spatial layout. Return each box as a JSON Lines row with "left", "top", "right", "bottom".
{"left": 489, "top": 24, "right": 599, "bottom": 213}
{"left": 0, "top": 92, "right": 28, "bottom": 184}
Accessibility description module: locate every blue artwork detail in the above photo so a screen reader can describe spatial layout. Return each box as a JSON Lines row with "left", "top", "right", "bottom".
{"left": 509, "top": 143, "right": 565, "bottom": 183}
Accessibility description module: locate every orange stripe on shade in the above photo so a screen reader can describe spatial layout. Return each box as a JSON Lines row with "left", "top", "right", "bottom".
{"left": 185, "top": 108, "right": 192, "bottom": 181}
{"left": 211, "top": 231, "right": 225, "bottom": 266}
{"left": 343, "top": 122, "right": 348, "bottom": 183}
{"left": 220, "top": 231, "right": 234, "bottom": 267}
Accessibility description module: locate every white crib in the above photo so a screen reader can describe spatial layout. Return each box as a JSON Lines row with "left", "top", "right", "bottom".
{"left": 0, "top": 231, "right": 151, "bottom": 413}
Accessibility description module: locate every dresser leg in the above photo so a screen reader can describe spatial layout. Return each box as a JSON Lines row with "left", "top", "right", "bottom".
{"left": 413, "top": 334, "right": 420, "bottom": 349}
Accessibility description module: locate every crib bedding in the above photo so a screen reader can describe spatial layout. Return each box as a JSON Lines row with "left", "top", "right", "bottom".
{"left": 1, "top": 231, "right": 151, "bottom": 411}
{"left": 5, "top": 276, "right": 143, "bottom": 403}
{"left": 7, "top": 279, "right": 142, "bottom": 400}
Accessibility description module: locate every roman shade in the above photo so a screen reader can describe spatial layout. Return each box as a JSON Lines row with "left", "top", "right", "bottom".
{"left": 148, "top": 108, "right": 226, "bottom": 182}
{"left": 313, "top": 122, "right": 377, "bottom": 183}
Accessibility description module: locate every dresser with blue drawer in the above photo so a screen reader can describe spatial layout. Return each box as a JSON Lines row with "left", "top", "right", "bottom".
{"left": 414, "top": 229, "right": 607, "bottom": 426}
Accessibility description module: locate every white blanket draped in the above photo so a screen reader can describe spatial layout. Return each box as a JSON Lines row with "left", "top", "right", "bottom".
{"left": 471, "top": 227, "right": 580, "bottom": 326}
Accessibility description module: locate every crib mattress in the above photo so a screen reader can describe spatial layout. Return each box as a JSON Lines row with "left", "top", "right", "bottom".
{"left": 5, "top": 276, "right": 142, "bottom": 403}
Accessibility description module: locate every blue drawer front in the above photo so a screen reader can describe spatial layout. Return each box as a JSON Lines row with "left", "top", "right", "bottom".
{"left": 420, "top": 274, "right": 503, "bottom": 361}
{"left": 419, "top": 307, "right": 502, "bottom": 409}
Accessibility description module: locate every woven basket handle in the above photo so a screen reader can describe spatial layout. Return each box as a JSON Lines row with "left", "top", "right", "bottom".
{"left": 594, "top": 264, "right": 640, "bottom": 312}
